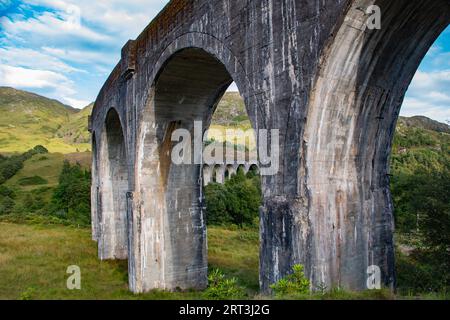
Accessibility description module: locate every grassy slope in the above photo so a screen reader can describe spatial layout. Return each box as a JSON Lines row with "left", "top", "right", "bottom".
{"left": 0, "top": 223, "right": 259, "bottom": 300}
{"left": 56, "top": 104, "right": 93, "bottom": 145}
{"left": 6, "top": 153, "right": 64, "bottom": 190}
{"left": 208, "top": 92, "right": 256, "bottom": 149}
{"left": 3, "top": 152, "right": 91, "bottom": 209}
{"left": 392, "top": 116, "right": 450, "bottom": 170}
{"left": 0, "top": 87, "right": 90, "bottom": 154}
{"left": 0, "top": 88, "right": 249, "bottom": 155}
{"left": 4, "top": 153, "right": 65, "bottom": 207}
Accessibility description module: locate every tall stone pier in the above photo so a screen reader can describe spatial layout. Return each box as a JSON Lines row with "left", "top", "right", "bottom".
{"left": 90, "top": 0, "right": 450, "bottom": 293}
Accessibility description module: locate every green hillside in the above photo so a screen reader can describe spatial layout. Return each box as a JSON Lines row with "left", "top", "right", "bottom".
{"left": 56, "top": 103, "right": 93, "bottom": 145}
{"left": 0, "top": 88, "right": 252, "bottom": 155}
{"left": 0, "top": 87, "right": 90, "bottom": 154}
{"left": 212, "top": 92, "right": 251, "bottom": 129}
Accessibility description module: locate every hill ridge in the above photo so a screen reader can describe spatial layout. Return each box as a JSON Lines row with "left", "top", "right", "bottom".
{"left": 1, "top": 87, "right": 448, "bottom": 154}
{"left": 0, "top": 87, "right": 91, "bottom": 153}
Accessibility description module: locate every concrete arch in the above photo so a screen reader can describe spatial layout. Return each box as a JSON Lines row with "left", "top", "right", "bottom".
{"left": 141, "top": 32, "right": 261, "bottom": 131}
{"left": 133, "top": 46, "right": 257, "bottom": 292}
{"left": 236, "top": 164, "right": 246, "bottom": 175}
{"left": 202, "top": 164, "right": 213, "bottom": 186}
{"left": 203, "top": 163, "right": 260, "bottom": 186}
{"left": 302, "top": 0, "right": 449, "bottom": 290}
{"left": 248, "top": 164, "right": 260, "bottom": 176}
{"left": 212, "top": 164, "right": 225, "bottom": 184}
{"left": 98, "top": 108, "right": 129, "bottom": 260}
{"left": 225, "top": 164, "right": 236, "bottom": 180}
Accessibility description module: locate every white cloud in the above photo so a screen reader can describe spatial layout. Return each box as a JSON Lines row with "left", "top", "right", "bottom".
{"left": 1, "top": 11, "right": 111, "bottom": 45}
{"left": 402, "top": 70, "right": 450, "bottom": 123}
{"left": 63, "top": 97, "right": 91, "bottom": 109}
{"left": 0, "top": 64, "right": 85, "bottom": 107}
{"left": 401, "top": 98, "right": 450, "bottom": 123}
{"left": 23, "top": 0, "right": 168, "bottom": 40}
{"left": 0, "top": 47, "right": 83, "bottom": 73}
{"left": 0, "top": 64, "right": 73, "bottom": 92}
{"left": 0, "top": 0, "right": 169, "bottom": 106}
{"left": 41, "top": 46, "right": 117, "bottom": 69}
{"left": 226, "top": 82, "right": 239, "bottom": 92}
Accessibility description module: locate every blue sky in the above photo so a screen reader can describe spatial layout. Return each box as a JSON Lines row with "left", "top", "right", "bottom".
{"left": 0, "top": 1, "right": 449, "bottom": 123}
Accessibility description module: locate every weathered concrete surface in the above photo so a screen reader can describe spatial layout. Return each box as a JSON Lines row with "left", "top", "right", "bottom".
{"left": 91, "top": 0, "right": 450, "bottom": 293}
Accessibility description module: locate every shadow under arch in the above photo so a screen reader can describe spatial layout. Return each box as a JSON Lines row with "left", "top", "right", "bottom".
{"left": 134, "top": 47, "right": 259, "bottom": 292}
{"left": 98, "top": 108, "right": 129, "bottom": 261}
{"left": 303, "top": 0, "right": 449, "bottom": 291}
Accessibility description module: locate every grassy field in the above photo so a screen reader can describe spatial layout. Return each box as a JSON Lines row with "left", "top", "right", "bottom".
{"left": 2, "top": 221, "right": 443, "bottom": 300}
{"left": 0, "top": 223, "right": 260, "bottom": 300}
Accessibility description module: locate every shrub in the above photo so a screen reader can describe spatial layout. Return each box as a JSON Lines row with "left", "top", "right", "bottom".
{"left": 396, "top": 247, "right": 449, "bottom": 295}
{"left": 205, "top": 170, "right": 261, "bottom": 227}
{"left": 0, "top": 196, "right": 15, "bottom": 215}
{"left": 203, "top": 269, "right": 245, "bottom": 300}
{"left": 204, "top": 183, "right": 232, "bottom": 225}
{"left": 19, "top": 287, "right": 36, "bottom": 300}
{"left": 0, "top": 185, "right": 15, "bottom": 198}
{"left": 0, "top": 145, "right": 48, "bottom": 184}
{"left": 0, "top": 185, "right": 16, "bottom": 215}
{"left": 51, "top": 161, "right": 91, "bottom": 226}
{"left": 225, "top": 173, "right": 260, "bottom": 226}
{"left": 270, "top": 264, "right": 310, "bottom": 298}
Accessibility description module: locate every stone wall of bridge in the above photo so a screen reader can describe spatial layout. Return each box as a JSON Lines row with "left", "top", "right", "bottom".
{"left": 90, "top": 0, "right": 450, "bottom": 293}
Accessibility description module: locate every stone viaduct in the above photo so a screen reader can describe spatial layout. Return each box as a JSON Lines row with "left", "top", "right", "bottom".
{"left": 203, "top": 162, "right": 259, "bottom": 185}
{"left": 90, "top": 0, "right": 450, "bottom": 293}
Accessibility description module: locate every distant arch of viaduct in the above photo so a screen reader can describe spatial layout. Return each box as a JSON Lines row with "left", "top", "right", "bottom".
{"left": 203, "top": 162, "right": 259, "bottom": 185}
{"left": 90, "top": 0, "right": 450, "bottom": 293}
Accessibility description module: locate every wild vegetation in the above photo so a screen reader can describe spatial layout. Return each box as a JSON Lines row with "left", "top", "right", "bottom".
{"left": 205, "top": 168, "right": 261, "bottom": 226}
{"left": 390, "top": 118, "right": 450, "bottom": 295}
{"left": 0, "top": 148, "right": 91, "bottom": 226}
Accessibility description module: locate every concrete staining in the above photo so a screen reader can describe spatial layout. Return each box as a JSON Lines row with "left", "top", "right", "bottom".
{"left": 90, "top": 0, "right": 450, "bottom": 293}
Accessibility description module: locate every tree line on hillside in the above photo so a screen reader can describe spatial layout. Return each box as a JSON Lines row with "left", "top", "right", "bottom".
{"left": 0, "top": 147, "right": 91, "bottom": 226}
{"left": 0, "top": 145, "right": 48, "bottom": 184}
{"left": 390, "top": 125, "right": 449, "bottom": 294}
{"left": 0, "top": 146, "right": 49, "bottom": 215}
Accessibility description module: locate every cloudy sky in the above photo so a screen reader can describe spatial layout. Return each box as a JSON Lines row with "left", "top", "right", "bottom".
{"left": 0, "top": 1, "right": 449, "bottom": 123}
